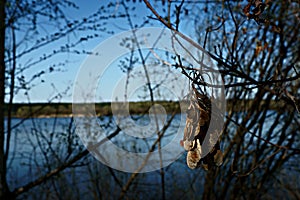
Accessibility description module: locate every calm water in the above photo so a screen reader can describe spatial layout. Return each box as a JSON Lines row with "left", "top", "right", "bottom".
{"left": 6, "top": 116, "right": 207, "bottom": 199}
{"left": 5, "top": 116, "right": 300, "bottom": 199}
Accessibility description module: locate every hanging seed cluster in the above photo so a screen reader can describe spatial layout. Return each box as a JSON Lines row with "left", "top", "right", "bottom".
{"left": 181, "top": 85, "right": 223, "bottom": 170}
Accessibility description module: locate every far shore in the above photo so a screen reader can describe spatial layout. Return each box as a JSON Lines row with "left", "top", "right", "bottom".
{"left": 4, "top": 99, "right": 289, "bottom": 119}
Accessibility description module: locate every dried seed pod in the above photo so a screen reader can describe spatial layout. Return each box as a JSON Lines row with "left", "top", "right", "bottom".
{"left": 214, "top": 150, "right": 224, "bottom": 167}
{"left": 187, "top": 149, "right": 201, "bottom": 169}
{"left": 182, "top": 84, "right": 223, "bottom": 170}
{"left": 182, "top": 87, "right": 210, "bottom": 144}
{"left": 186, "top": 139, "right": 202, "bottom": 169}
{"left": 183, "top": 102, "right": 201, "bottom": 144}
{"left": 182, "top": 140, "right": 194, "bottom": 151}
{"left": 202, "top": 163, "right": 209, "bottom": 171}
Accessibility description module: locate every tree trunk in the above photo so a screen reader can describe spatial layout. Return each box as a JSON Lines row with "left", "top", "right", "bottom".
{"left": 202, "top": 168, "right": 217, "bottom": 200}
{"left": 0, "top": 0, "right": 11, "bottom": 198}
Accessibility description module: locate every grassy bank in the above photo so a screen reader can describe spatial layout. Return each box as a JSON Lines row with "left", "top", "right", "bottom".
{"left": 4, "top": 99, "right": 290, "bottom": 118}
{"left": 4, "top": 101, "right": 183, "bottom": 118}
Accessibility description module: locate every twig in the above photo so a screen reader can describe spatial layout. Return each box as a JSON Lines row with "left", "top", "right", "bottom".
{"left": 226, "top": 115, "right": 300, "bottom": 154}
{"left": 118, "top": 113, "right": 176, "bottom": 200}
{"left": 234, "top": 148, "right": 282, "bottom": 177}
{"left": 203, "top": 19, "right": 225, "bottom": 49}
{"left": 122, "top": 2, "right": 167, "bottom": 199}
{"left": 174, "top": 0, "right": 185, "bottom": 31}
{"left": 13, "top": 128, "right": 121, "bottom": 196}
{"left": 284, "top": 89, "right": 300, "bottom": 114}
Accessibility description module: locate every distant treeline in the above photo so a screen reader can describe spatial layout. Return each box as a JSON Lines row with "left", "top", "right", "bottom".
{"left": 4, "top": 101, "right": 182, "bottom": 118}
{"left": 4, "top": 99, "right": 288, "bottom": 118}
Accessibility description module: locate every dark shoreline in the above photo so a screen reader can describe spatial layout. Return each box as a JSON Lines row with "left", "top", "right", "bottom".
{"left": 4, "top": 101, "right": 183, "bottom": 118}
{"left": 4, "top": 99, "right": 289, "bottom": 118}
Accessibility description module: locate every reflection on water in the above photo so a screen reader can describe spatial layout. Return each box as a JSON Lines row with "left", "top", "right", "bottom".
{"left": 5, "top": 116, "right": 299, "bottom": 199}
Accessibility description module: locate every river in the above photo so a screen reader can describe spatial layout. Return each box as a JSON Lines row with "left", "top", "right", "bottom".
{"left": 4, "top": 115, "right": 300, "bottom": 199}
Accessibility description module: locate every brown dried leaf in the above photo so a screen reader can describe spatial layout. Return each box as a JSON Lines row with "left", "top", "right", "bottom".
{"left": 214, "top": 150, "right": 224, "bottom": 167}
{"left": 187, "top": 148, "right": 201, "bottom": 169}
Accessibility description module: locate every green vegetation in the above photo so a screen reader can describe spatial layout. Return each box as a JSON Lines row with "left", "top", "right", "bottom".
{"left": 5, "top": 101, "right": 183, "bottom": 118}
{"left": 5, "top": 99, "right": 291, "bottom": 118}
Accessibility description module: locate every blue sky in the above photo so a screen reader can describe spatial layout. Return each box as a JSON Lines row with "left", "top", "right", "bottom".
{"left": 11, "top": 0, "right": 155, "bottom": 103}
{"left": 11, "top": 0, "right": 204, "bottom": 103}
